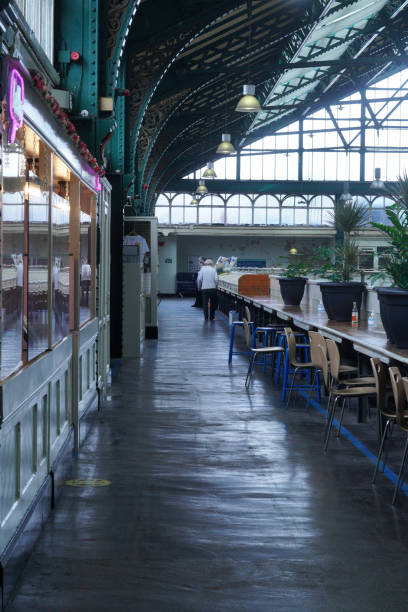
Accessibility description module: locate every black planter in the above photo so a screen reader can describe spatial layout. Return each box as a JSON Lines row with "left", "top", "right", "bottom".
{"left": 318, "top": 282, "right": 365, "bottom": 322}
{"left": 278, "top": 277, "right": 307, "bottom": 306}
{"left": 375, "top": 287, "right": 408, "bottom": 348}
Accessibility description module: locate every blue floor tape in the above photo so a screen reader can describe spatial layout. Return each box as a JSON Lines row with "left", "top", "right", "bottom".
{"left": 299, "top": 389, "right": 408, "bottom": 497}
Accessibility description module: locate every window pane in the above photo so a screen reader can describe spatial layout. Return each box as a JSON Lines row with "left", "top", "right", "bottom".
{"left": 171, "top": 207, "right": 183, "bottom": 223}
{"left": 281, "top": 209, "right": 294, "bottom": 225}
{"left": 198, "top": 207, "right": 211, "bottom": 223}
{"left": 26, "top": 126, "right": 50, "bottom": 360}
{"left": 239, "top": 208, "right": 252, "bottom": 224}
{"left": 184, "top": 206, "right": 197, "bottom": 223}
{"left": 156, "top": 206, "right": 169, "bottom": 223}
{"left": 254, "top": 208, "right": 266, "bottom": 224}
{"left": 267, "top": 208, "right": 279, "bottom": 224}
{"left": 2, "top": 138, "right": 25, "bottom": 378}
{"left": 80, "top": 185, "right": 96, "bottom": 326}
{"left": 212, "top": 208, "right": 225, "bottom": 224}
{"left": 52, "top": 155, "right": 71, "bottom": 344}
{"left": 226, "top": 208, "right": 239, "bottom": 224}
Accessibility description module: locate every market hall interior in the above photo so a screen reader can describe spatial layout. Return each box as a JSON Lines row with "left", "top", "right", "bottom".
{"left": 7, "top": 298, "right": 408, "bottom": 612}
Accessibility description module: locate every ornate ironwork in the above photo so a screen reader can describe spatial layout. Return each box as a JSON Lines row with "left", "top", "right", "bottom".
{"left": 106, "top": 0, "right": 131, "bottom": 60}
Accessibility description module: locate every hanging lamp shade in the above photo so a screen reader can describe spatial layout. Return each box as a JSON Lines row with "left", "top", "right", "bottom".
{"left": 196, "top": 179, "right": 208, "bottom": 194}
{"left": 190, "top": 196, "right": 199, "bottom": 206}
{"left": 203, "top": 162, "right": 217, "bottom": 179}
{"left": 216, "top": 133, "right": 235, "bottom": 154}
{"left": 235, "top": 84, "right": 261, "bottom": 113}
{"left": 339, "top": 181, "right": 352, "bottom": 203}
{"left": 370, "top": 167, "right": 385, "bottom": 190}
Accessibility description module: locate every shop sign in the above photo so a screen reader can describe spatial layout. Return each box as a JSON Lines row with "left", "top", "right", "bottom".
{"left": 8, "top": 67, "right": 24, "bottom": 144}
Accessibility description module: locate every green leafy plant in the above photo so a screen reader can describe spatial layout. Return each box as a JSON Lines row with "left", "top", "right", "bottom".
{"left": 371, "top": 173, "right": 408, "bottom": 290}
{"left": 311, "top": 199, "right": 368, "bottom": 282}
{"left": 279, "top": 254, "right": 312, "bottom": 278}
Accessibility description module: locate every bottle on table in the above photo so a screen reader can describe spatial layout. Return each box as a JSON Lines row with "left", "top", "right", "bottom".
{"left": 367, "top": 311, "right": 376, "bottom": 328}
{"left": 317, "top": 301, "right": 325, "bottom": 315}
{"left": 351, "top": 301, "right": 359, "bottom": 327}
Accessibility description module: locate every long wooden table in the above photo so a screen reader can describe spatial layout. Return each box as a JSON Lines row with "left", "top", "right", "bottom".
{"left": 219, "top": 288, "right": 408, "bottom": 367}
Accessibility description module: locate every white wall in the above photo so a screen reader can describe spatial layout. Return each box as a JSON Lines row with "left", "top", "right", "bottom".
{"left": 157, "top": 234, "right": 331, "bottom": 294}
{"left": 158, "top": 235, "right": 177, "bottom": 293}
{"left": 177, "top": 235, "right": 329, "bottom": 272}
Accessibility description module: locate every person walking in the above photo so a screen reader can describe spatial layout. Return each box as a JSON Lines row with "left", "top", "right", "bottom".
{"left": 197, "top": 258, "right": 218, "bottom": 321}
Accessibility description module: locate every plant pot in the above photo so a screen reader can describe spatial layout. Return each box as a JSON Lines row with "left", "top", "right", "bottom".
{"left": 375, "top": 287, "right": 408, "bottom": 348}
{"left": 318, "top": 282, "right": 365, "bottom": 322}
{"left": 278, "top": 277, "right": 307, "bottom": 306}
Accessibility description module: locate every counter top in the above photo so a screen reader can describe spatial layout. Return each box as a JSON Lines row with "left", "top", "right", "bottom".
{"left": 219, "top": 287, "right": 408, "bottom": 365}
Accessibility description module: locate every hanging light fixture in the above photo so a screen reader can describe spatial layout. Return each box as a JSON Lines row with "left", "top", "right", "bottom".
{"left": 203, "top": 162, "right": 217, "bottom": 179}
{"left": 235, "top": 84, "right": 261, "bottom": 113}
{"left": 216, "top": 133, "right": 235, "bottom": 154}
{"left": 190, "top": 196, "right": 199, "bottom": 206}
{"left": 339, "top": 181, "right": 353, "bottom": 203}
{"left": 196, "top": 179, "right": 208, "bottom": 194}
{"left": 370, "top": 167, "right": 385, "bottom": 190}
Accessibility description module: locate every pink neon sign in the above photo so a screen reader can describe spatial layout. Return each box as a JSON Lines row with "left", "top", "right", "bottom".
{"left": 8, "top": 68, "right": 24, "bottom": 144}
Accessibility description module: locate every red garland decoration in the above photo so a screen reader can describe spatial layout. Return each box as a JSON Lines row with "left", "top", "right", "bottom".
{"left": 29, "top": 70, "right": 106, "bottom": 179}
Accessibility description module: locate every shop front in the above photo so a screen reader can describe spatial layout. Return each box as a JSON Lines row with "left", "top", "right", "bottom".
{"left": 0, "top": 56, "right": 111, "bottom": 597}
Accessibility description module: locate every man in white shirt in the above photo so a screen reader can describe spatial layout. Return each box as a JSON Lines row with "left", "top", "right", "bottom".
{"left": 123, "top": 232, "right": 150, "bottom": 263}
{"left": 197, "top": 258, "right": 218, "bottom": 321}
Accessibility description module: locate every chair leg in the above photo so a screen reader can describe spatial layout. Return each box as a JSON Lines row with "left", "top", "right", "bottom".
{"left": 286, "top": 367, "right": 299, "bottom": 407}
{"left": 337, "top": 398, "right": 347, "bottom": 437}
{"left": 324, "top": 395, "right": 340, "bottom": 451}
{"left": 245, "top": 353, "right": 256, "bottom": 388}
{"left": 315, "top": 370, "right": 321, "bottom": 402}
{"left": 392, "top": 434, "right": 408, "bottom": 505}
{"left": 275, "top": 335, "right": 285, "bottom": 384}
{"left": 306, "top": 369, "right": 318, "bottom": 405}
{"left": 228, "top": 324, "right": 236, "bottom": 363}
{"left": 382, "top": 421, "right": 394, "bottom": 474}
{"left": 281, "top": 349, "right": 290, "bottom": 402}
{"left": 372, "top": 418, "right": 391, "bottom": 484}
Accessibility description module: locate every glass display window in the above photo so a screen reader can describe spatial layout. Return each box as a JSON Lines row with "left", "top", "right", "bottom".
{"left": 1, "top": 123, "right": 25, "bottom": 378}
{"left": 79, "top": 184, "right": 96, "bottom": 325}
{"left": 52, "top": 155, "right": 72, "bottom": 344}
{"left": 24, "top": 125, "right": 51, "bottom": 362}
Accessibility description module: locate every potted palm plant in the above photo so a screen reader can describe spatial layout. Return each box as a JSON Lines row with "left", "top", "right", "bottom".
{"left": 278, "top": 255, "right": 311, "bottom": 306}
{"left": 371, "top": 173, "right": 408, "bottom": 348}
{"left": 313, "top": 198, "right": 368, "bottom": 321}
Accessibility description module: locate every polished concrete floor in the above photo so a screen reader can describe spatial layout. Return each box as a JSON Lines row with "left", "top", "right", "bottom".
{"left": 7, "top": 298, "right": 408, "bottom": 611}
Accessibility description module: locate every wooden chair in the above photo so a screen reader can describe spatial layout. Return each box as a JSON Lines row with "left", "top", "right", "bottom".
{"left": 243, "top": 319, "right": 284, "bottom": 388}
{"left": 318, "top": 344, "right": 377, "bottom": 451}
{"left": 390, "top": 371, "right": 408, "bottom": 504}
{"left": 372, "top": 362, "right": 397, "bottom": 485}
{"left": 284, "top": 327, "right": 316, "bottom": 407}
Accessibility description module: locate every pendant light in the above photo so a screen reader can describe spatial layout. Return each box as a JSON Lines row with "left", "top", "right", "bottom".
{"left": 370, "top": 167, "right": 385, "bottom": 190}
{"left": 196, "top": 179, "right": 208, "bottom": 194}
{"left": 216, "top": 133, "right": 235, "bottom": 154}
{"left": 235, "top": 84, "right": 261, "bottom": 113}
{"left": 190, "top": 196, "right": 199, "bottom": 206}
{"left": 203, "top": 162, "right": 217, "bottom": 179}
{"left": 216, "top": 84, "right": 236, "bottom": 154}
{"left": 339, "top": 181, "right": 352, "bottom": 204}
